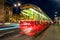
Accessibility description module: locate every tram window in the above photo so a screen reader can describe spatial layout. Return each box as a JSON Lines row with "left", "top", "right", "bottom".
{"left": 20, "top": 7, "right": 50, "bottom": 23}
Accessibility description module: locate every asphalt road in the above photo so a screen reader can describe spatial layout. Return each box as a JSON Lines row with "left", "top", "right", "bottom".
{"left": 0, "top": 24, "right": 60, "bottom": 40}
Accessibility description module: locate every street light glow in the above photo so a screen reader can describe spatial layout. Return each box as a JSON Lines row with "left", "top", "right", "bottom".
{"left": 14, "top": 4, "right": 17, "bottom": 7}
{"left": 13, "top": 3, "right": 21, "bottom": 7}
{"left": 55, "top": 11, "right": 58, "bottom": 14}
{"left": 54, "top": 15, "right": 57, "bottom": 17}
{"left": 18, "top": 3, "right": 21, "bottom": 6}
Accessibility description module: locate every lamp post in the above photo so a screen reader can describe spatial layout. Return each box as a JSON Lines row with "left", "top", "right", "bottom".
{"left": 54, "top": 11, "right": 58, "bottom": 24}
{"left": 13, "top": 2, "right": 21, "bottom": 23}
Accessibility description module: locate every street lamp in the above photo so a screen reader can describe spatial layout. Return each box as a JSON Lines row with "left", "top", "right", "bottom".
{"left": 17, "top": 3, "right": 21, "bottom": 6}
{"left": 14, "top": 4, "right": 17, "bottom": 7}
{"left": 13, "top": 3, "right": 21, "bottom": 7}
{"left": 54, "top": 15, "right": 57, "bottom": 17}
{"left": 54, "top": 11, "right": 58, "bottom": 17}
{"left": 55, "top": 11, "right": 58, "bottom": 14}
{"left": 54, "top": 11, "right": 58, "bottom": 24}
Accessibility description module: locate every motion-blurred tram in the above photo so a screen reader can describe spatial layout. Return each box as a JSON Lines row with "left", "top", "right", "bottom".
{"left": 19, "top": 4, "right": 52, "bottom": 36}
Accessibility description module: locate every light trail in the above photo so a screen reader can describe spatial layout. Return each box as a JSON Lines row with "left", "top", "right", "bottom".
{"left": 0, "top": 24, "right": 19, "bottom": 30}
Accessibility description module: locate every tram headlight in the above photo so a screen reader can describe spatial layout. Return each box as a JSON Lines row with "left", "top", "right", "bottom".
{"left": 28, "top": 28, "right": 32, "bottom": 32}
{"left": 24, "top": 28, "right": 32, "bottom": 33}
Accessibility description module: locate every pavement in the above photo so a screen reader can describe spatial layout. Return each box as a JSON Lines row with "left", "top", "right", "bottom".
{"left": 42, "top": 24, "right": 60, "bottom": 40}
{"left": 0, "top": 24, "right": 60, "bottom": 40}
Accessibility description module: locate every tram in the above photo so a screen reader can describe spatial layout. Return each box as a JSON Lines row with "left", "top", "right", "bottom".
{"left": 19, "top": 4, "right": 52, "bottom": 36}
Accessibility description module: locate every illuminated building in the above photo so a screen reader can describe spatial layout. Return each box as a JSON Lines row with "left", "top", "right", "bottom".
{"left": 0, "top": 0, "right": 4, "bottom": 23}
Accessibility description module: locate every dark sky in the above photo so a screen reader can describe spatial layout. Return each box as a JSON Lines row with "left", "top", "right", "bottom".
{"left": 5, "top": 0, "right": 60, "bottom": 20}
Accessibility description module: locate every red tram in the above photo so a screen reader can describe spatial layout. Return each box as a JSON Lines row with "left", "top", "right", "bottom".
{"left": 19, "top": 4, "right": 51, "bottom": 36}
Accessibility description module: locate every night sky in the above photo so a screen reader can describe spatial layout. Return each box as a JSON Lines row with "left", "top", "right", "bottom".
{"left": 5, "top": 0, "right": 60, "bottom": 20}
